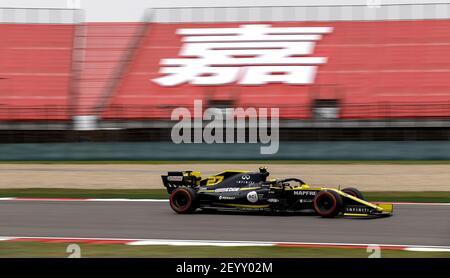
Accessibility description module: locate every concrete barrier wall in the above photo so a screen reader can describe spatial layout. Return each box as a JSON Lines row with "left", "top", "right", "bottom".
{"left": 0, "top": 141, "right": 449, "bottom": 160}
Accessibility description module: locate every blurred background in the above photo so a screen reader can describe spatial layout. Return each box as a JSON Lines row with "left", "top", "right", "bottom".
{"left": 1, "top": 0, "right": 450, "bottom": 160}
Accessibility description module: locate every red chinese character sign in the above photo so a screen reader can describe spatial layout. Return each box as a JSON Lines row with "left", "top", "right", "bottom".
{"left": 103, "top": 20, "right": 450, "bottom": 120}
{"left": 152, "top": 24, "right": 332, "bottom": 86}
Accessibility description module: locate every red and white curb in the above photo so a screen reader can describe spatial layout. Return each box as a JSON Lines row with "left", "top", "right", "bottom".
{"left": 0, "top": 197, "right": 448, "bottom": 206}
{"left": 0, "top": 236, "right": 449, "bottom": 252}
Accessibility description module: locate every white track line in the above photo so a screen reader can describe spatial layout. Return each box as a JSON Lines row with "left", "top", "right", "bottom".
{"left": 1, "top": 236, "right": 449, "bottom": 252}
{"left": 0, "top": 237, "right": 16, "bottom": 241}
{"left": 127, "top": 239, "right": 273, "bottom": 247}
{"left": 405, "top": 247, "right": 450, "bottom": 252}
{"left": 380, "top": 202, "right": 450, "bottom": 206}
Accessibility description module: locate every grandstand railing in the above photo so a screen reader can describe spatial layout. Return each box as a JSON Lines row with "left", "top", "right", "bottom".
{"left": 149, "top": 3, "right": 450, "bottom": 23}
{"left": 102, "top": 102, "right": 450, "bottom": 120}
{"left": 2, "top": 102, "right": 450, "bottom": 122}
{"left": 0, "top": 7, "right": 82, "bottom": 24}
{"left": 0, "top": 105, "right": 69, "bottom": 121}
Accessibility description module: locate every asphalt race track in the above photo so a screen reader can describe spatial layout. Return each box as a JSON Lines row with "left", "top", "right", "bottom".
{"left": 0, "top": 200, "right": 449, "bottom": 246}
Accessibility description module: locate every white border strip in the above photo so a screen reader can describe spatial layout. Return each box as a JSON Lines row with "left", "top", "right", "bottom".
{"left": 379, "top": 202, "right": 450, "bottom": 206}
{"left": 1, "top": 236, "right": 449, "bottom": 252}
{"left": 0, "top": 236, "right": 16, "bottom": 241}
{"left": 405, "top": 247, "right": 450, "bottom": 252}
{"left": 128, "top": 239, "right": 273, "bottom": 247}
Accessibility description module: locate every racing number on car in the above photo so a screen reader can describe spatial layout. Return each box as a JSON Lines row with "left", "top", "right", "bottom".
{"left": 207, "top": 176, "right": 224, "bottom": 186}
{"left": 247, "top": 191, "right": 258, "bottom": 203}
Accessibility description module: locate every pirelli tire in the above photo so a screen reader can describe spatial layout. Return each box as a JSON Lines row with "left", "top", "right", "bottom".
{"left": 342, "top": 187, "right": 365, "bottom": 200}
{"left": 313, "top": 190, "right": 344, "bottom": 218}
{"left": 169, "top": 187, "right": 199, "bottom": 214}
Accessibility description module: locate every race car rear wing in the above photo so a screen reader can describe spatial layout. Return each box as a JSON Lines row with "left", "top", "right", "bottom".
{"left": 161, "top": 171, "right": 202, "bottom": 193}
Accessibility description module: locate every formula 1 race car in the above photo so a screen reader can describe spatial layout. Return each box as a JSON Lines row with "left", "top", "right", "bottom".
{"left": 161, "top": 167, "right": 393, "bottom": 218}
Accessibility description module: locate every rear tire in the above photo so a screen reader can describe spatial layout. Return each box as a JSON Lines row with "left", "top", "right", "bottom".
{"left": 342, "top": 187, "right": 364, "bottom": 200}
{"left": 313, "top": 190, "right": 343, "bottom": 218}
{"left": 169, "top": 187, "right": 198, "bottom": 214}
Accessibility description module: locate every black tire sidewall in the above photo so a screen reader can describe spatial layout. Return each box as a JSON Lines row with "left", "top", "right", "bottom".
{"left": 313, "top": 190, "right": 343, "bottom": 217}
{"left": 169, "top": 187, "right": 198, "bottom": 214}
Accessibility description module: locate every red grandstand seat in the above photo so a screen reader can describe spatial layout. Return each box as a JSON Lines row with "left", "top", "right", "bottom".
{"left": 75, "top": 23, "right": 145, "bottom": 116}
{"left": 0, "top": 24, "right": 75, "bottom": 120}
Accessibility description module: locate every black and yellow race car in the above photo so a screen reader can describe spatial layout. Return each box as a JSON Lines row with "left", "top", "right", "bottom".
{"left": 161, "top": 167, "right": 393, "bottom": 218}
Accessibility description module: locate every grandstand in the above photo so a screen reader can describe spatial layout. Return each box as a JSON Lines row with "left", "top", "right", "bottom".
{"left": 0, "top": 4, "right": 450, "bottom": 141}
{"left": 74, "top": 22, "right": 146, "bottom": 117}
{"left": 0, "top": 8, "right": 80, "bottom": 123}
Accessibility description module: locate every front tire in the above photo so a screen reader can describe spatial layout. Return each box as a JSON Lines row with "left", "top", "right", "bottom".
{"left": 342, "top": 187, "right": 364, "bottom": 200}
{"left": 313, "top": 190, "right": 343, "bottom": 218}
{"left": 169, "top": 187, "right": 198, "bottom": 214}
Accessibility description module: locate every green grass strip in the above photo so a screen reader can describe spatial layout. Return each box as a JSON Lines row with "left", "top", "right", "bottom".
{"left": 0, "top": 242, "right": 448, "bottom": 258}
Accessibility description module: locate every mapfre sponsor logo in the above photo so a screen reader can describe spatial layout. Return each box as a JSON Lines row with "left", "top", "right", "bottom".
{"left": 293, "top": 191, "right": 317, "bottom": 196}
{"left": 153, "top": 24, "right": 332, "bottom": 86}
